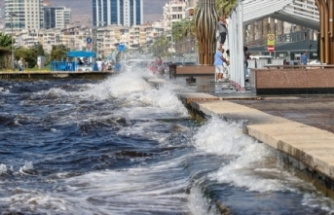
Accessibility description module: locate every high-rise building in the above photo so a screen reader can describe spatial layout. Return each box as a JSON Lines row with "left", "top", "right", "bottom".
{"left": 44, "top": 6, "right": 71, "bottom": 29}
{"left": 5, "top": 0, "right": 44, "bottom": 30}
{"left": 92, "top": 0, "right": 143, "bottom": 27}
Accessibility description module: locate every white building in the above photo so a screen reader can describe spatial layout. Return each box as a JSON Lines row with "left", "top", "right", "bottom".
{"left": 163, "top": 0, "right": 187, "bottom": 30}
{"left": 5, "top": 0, "right": 44, "bottom": 30}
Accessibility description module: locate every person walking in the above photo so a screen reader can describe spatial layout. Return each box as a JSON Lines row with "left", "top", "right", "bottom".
{"left": 18, "top": 58, "right": 24, "bottom": 71}
{"left": 301, "top": 51, "right": 308, "bottom": 65}
{"left": 214, "top": 47, "right": 229, "bottom": 82}
{"left": 217, "top": 16, "right": 228, "bottom": 49}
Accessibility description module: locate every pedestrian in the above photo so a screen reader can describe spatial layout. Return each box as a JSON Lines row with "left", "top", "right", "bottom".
{"left": 18, "top": 57, "right": 24, "bottom": 71}
{"left": 301, "top": 51, "right": 308, "bottom": 65}
{"left": 214, "top": 47, "right": 229, "bottom": 82}
{"left": 244, "top": 46, "right": 249, "bottom": 79}
{"left": 217, "top": 15, "right": 228, "bottom": 49}
{"left": 96, "top": 58, "right": 103, "bottom": 71}
{"left": 156, "top": 56, "right": 163, "bottom": 74}
{"left": 223, "top": 49, "right": 230, "bottom": 81}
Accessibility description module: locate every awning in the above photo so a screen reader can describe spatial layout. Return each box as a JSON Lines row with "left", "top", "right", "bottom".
{"left": 67, "top": 51, "right": 96, "bottom": 58}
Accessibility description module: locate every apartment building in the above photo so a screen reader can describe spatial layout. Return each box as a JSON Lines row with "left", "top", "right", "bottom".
{"left": 92, "top": 0, "right": 143, "bottom": 27}
{"left": 44, "top": 6, "right": 71, "bottom": 29}
{"left": 163, "top": 0, "right": 187, "bottom": 30}
{"left": 5, "top": 0, "right": 44, "bottom": 30}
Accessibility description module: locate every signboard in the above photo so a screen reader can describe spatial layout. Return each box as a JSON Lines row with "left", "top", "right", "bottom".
{"left": 118, "top": 44, "right": 125, "bottom": 52}
{"left": 267, "top": 46, "right": 275, "bottom": 52}
{"left": 267, "top": 34, "right": 275, "bottom": 46}
{"left": 86, "top": 37, "right": 92, "bottom": 44}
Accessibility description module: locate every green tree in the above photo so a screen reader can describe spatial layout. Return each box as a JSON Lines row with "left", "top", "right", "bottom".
{"left": 0, "top": 32, "right": 14, "bottom": 69}
{"left": 15, "top": 47, "right": 37, "bottom": 68}
{"left": 216, "top": 0, "right": 237, "bottom": 17}
{"left": 0, "top": 32, "right": 14, "bottom": 48}
{"left": 36, "top": 43, "right": 45, "bottom": 56}
{"left": 172, "top": 19, "right": 193, "bottom": 41}
{"left": 50, "top": 45, "right": 68, "bottom": 61}
{"left": 150, "top": 35, "right": 170, "bottom": 57}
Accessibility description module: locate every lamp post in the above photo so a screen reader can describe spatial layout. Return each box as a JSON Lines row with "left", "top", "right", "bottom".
{"left": 9, "top": 12, "right": 16, "bottom": 71}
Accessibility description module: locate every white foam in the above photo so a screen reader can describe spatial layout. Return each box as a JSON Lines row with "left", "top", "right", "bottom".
{"left": 0, "top": 164, "right": 7, "bottom": 175}
{"left": 193, "top": 117, "right": 311, "bottom": 193}
{"left": 31, "top": 88, "right": 71, "bottom": 98}
{"left": 193, "top": 117, "right": 251, "bottom": 156}
{"left": 1, "top": 156, "right": 193, "bottom": 214}
{"left": 19, "top": 161, "right": 34, "bottom": 173}
{"left": 81, "top": 67, "right": 152, "bottom": 100}
{"left": 188, "top": 186, "right": 220, "bottom": 215}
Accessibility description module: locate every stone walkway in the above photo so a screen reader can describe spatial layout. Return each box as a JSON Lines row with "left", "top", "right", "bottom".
{"left": 233, "top": 97, "right": 334, "bottom": 134}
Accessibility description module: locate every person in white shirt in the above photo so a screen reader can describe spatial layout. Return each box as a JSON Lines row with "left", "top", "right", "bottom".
{"left": 96, "top": 59, "right": 103, "bottom": 71}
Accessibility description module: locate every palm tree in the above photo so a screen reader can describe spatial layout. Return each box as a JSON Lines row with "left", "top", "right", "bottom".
{"left": 216, "top": 0, "right": 237, "bottom": 17}
{"left": 0, "top": 32, "right": 14, "bottom": 48}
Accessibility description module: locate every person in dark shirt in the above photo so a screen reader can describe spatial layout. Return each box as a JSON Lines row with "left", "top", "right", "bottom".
{"left": 217, "top": 16, "right": 228, "bottom": 49}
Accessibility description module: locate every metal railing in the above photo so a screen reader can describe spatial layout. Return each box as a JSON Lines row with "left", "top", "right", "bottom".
{"left": 245, "top": 29, "right": 312, "bottom": 47}
{"left": 148, "top": 36, "right": 199, "bottom": 63}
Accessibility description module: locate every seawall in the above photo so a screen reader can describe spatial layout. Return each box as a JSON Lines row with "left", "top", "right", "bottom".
{"left": 145, "top": 77, "right": 334, "bottom": 198}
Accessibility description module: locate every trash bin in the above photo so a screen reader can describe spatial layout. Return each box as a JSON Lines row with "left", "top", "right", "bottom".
{"left": 169, "top": 64, "right": 177, "bottom": 79}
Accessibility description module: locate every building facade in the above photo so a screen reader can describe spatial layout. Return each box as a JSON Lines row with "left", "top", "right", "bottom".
{"left": 44, "top": 6, "right": 71, "bottom": 29}
{"left": 163, "top": 0, "right": 187, "bottom": 30}
{"left": 92, "top": 0, "right": 143, "bottom": 27}
{"left": 5, "top": 0, "right": 44, "bottom": 30}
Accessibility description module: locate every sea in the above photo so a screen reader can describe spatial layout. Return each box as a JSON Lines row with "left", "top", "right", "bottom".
{"left": 1, "top": 62, "right": 334, "bottom": 215}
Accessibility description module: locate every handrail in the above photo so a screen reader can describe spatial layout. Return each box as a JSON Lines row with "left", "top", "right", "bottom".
{"left": 245, "top": 29, "right": 312, "bottom": 47}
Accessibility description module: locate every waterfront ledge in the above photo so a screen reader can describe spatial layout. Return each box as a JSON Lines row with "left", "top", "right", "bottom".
{"left": 178, "top": 92, "right": 334, "bottom": 197}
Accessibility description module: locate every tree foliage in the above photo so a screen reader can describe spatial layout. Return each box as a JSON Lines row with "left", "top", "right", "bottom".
{"left": 149, "top": 35, "right": 170, "bottom": 57}
{"left": 15, "top": 47, "right": 37, "bottom": 68}
{"left": 216, "top": 0, "right": 237, "bottom": 17}
{"left": 50, "top": 45, "right": 68, "bottom": 61}
{"left": 0, "top": 32, "right": 14, "bottom": 69}
{"left": 172, "top": 19, "right": 193, "bottom": 42}
{"left": 0, "top": 32, "right": 14, "bottom": 48}
{"left": 36, "top": 43, "right": 45, "bottom": 56}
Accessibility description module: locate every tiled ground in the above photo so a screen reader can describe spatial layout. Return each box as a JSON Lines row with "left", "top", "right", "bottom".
{"left": 232, "top": 97, "right": 334, "bottom": 133}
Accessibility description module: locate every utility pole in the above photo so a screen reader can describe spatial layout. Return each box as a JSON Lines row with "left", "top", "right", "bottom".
{"left": 10, "top": 11, "right": 16, "bottom": 71}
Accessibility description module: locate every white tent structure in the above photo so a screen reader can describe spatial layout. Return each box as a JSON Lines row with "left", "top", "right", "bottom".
{"left": 227, "top": 0, "right": 319, "bottom": 90}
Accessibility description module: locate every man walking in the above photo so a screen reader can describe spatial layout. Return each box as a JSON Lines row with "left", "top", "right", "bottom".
{"left": 217, "top": 16, "right": 228, "bottom": 49}
{"left": 301, "top": 51, "right": 308, "bottom": 65}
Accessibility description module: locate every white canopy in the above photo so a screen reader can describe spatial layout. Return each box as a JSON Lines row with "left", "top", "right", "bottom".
{"left": 242, "top": 0, "right": 319, "bottom": 30}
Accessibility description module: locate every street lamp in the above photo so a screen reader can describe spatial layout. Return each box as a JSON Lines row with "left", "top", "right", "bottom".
{"left": 9, "top": 12, "right": 17, "bottom": 71}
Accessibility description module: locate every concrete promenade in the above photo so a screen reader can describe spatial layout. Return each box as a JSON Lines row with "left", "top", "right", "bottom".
{"left": 146, "top": 77, "right": 334, "bottom": 196}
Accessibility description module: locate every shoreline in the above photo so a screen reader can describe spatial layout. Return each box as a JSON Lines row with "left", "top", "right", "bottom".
{"left": 145, "top": 77, "right": 334, "bottom": 199}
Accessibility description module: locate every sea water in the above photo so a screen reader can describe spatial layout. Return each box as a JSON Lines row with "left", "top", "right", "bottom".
{"left": 0, "top": 63, "right": 334, "bottom": 215}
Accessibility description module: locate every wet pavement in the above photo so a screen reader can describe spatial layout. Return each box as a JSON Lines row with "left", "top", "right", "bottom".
{"left": 173, "top": 75, "right": 334, "bottom": 134}
{"left": 232, "top": 97, "right": 334, "bottom": 134}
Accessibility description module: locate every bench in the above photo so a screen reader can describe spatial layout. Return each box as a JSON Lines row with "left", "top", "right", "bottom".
{"left": 170, "top": 65, "right": 214, "bottom": 78}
